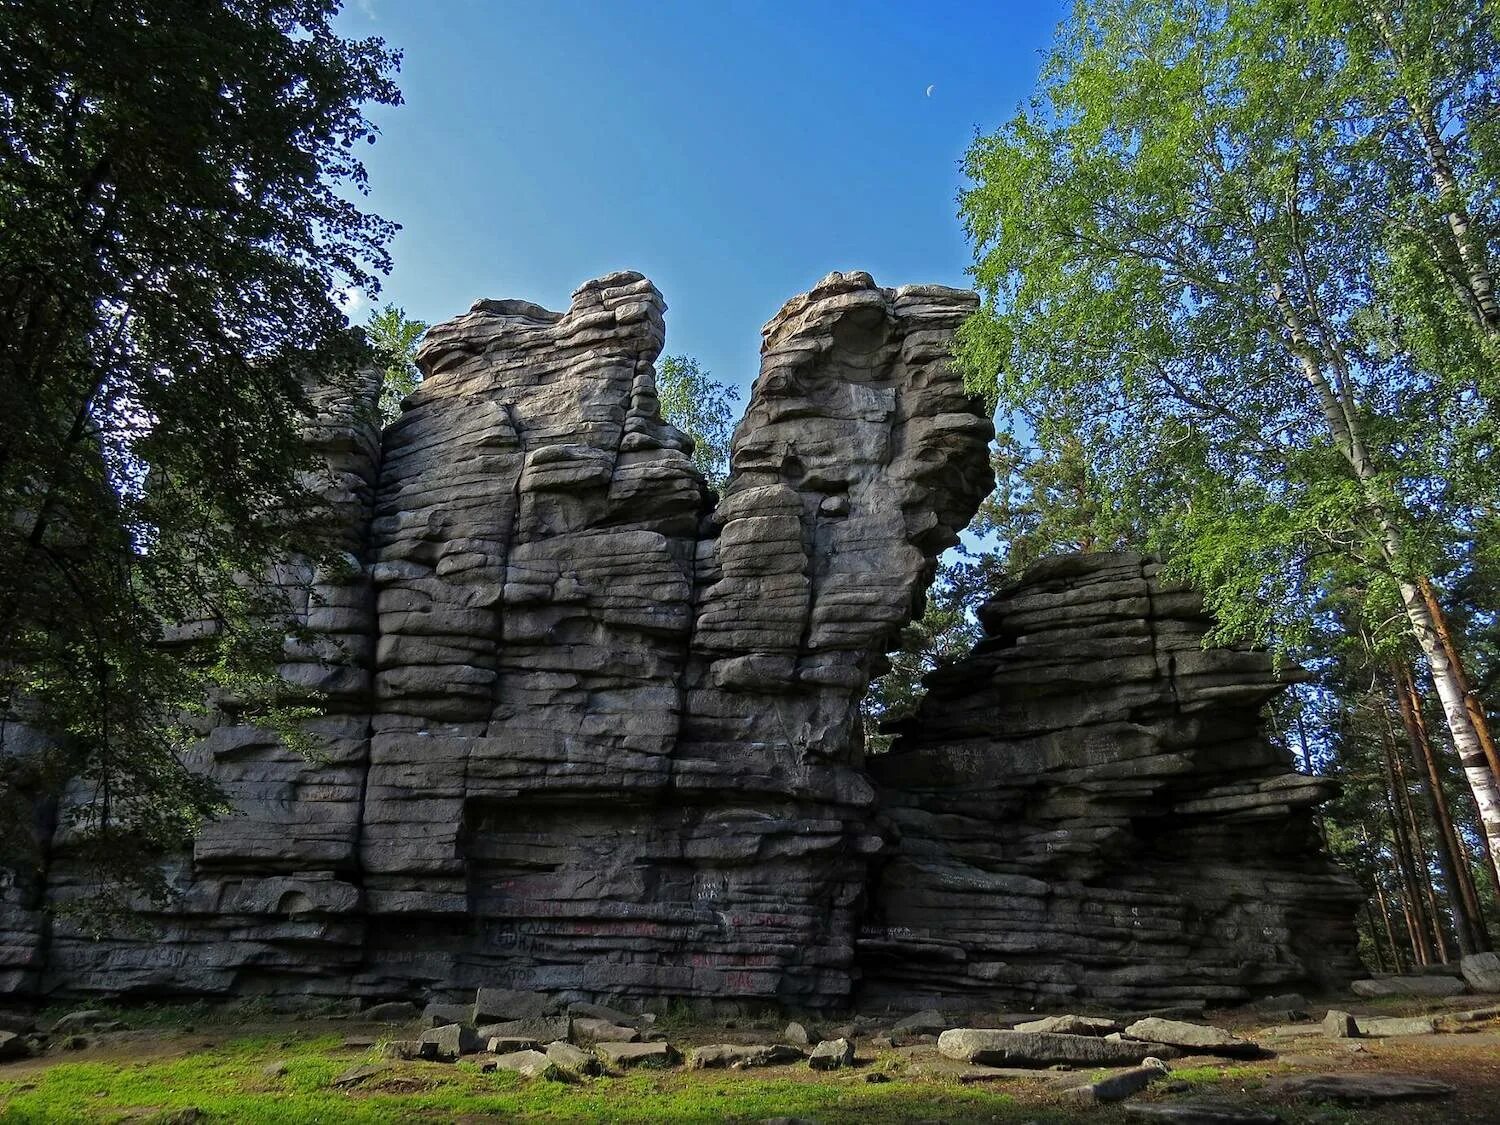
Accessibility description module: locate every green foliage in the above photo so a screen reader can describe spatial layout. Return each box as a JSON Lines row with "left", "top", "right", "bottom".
{"left": 366, "top": 304, "right": 428, "bottom": 425}
{"left": 656, "top": 354, "right": 740, "bottom": 491}
{"left": 0, "top": 1, "right": 401, "bottom": 927}
{"left": 955, "top": 0, "right": 1499, "bottom": 654}
{"left": 861, "top": 563, "right": 982, "bottom": 751}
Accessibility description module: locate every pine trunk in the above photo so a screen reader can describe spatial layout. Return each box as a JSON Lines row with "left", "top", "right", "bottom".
{"left": 1394, "top": 663, "right": 1491, "bottom": 953}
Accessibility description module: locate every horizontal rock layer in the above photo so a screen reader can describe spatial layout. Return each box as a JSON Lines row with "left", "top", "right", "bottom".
{"left": 858, "top": 552, "right": 1362, "bottom": 1009}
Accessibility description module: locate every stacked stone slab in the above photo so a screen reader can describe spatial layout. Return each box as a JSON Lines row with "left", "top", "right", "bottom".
{"left": 20, "top": 270, "right": 994, "bottom": 1008}
{"left": 859, "top": 552, "right": 1362, "bottom": 1010}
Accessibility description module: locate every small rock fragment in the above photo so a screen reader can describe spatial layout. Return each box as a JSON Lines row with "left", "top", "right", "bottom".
{"left": 784, "top": 1021, "right": 810, "bottom": 1046}
{"left": 1321, "top": 1010, "right": 1359, "bottom": 1038}
{"left": 491, "top": 1048, "right": 562, "bottom": 1080}
{"left": 418, "top": 1022, "right": 482, "bottom": 1061}
{"left": 808, "top": 1038, "right": 854, "bottom": 1071}
{"left": 545, "top": 1040, "right": 600, "bottom": 1077}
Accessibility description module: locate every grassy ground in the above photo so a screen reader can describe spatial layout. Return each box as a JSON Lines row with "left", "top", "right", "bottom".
{"left": 1, "top": 1006, "right": 1498, "bottom": 1123}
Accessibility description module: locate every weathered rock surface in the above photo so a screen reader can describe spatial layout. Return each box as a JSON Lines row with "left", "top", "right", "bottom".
{"left": 1123, "top": 1018, "right": 1257, "bottom": 1057}
{"left": 1062, "top": 1057, "right": 1170, "bottom": 1103}
{"left": 1351, "top": 976, "right": 1466, "bottom": 998}
{"left": 937, "top": 1028, "right": 1177, "bottom": 1068}
{"left": 1268, "top": 1072, "right": 1456, "bottom": 1102}
{"left": 860, "top": 552, "right": 1361, "bottom": 1009}
{"left": 689, "top": 1043, "right": 804, "bottom": 1069}
{"left": 1013, "top": 1015, "right": 1121, "bottom": 1037}
{"left": 12, "top": 271, "right": 992, "bottom": 1009}
{"left": 1460, "top": 951, "right": 1500, "bottom": 993}
{"left": 596, "top": 1040, "right": 677, "bottom": 1068}
{"left": 808, "top": 1037, "right": 855, "bottom": 1070}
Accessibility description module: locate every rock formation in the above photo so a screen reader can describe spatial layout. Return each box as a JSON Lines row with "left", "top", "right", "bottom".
{"left": 15, "top": 270, "right": 996, "bottom": 1008}
{"left": 859, "top": 552, "right": 1362, "bottom": 1009}
{"left": 1, "top": 274, "right": 1357, "bottom": 1010}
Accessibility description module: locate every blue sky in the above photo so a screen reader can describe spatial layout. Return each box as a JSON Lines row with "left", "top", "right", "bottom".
{"left": 340, "top": 1, "right": 1067, "bottom": 401}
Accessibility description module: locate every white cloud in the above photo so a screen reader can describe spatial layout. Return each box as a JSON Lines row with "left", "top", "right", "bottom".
{"left": 337, "top": 288, "right": 367, "bottom": 319}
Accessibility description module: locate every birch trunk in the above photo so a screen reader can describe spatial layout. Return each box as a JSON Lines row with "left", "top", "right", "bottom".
{"left": 1261, "top": 268, "right": 1500, "bottom": 876}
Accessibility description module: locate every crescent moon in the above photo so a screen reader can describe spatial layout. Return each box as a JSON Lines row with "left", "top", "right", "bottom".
{"left": 925, "top": 84, "right": 935, "bottom": 97}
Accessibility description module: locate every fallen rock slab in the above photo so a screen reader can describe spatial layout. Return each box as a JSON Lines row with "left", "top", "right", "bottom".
{"left": 419, "top": 1022, "right": 482, "bottom": 1061}
{"left": 1321, "top": 1010, "right": 1358, "bottom": 1038}
{"left": 1269, "top": 1072, "right": 1456, "bottom": 1103}
{"left": 0, "top": 1030, "right": 30, "bottom": 1061}
{"left": 490, "top": 1049, "right": 562, "bottom": 1080}
{"left": 1013, "top": 1014, "right": 1122, "bottom": 1036}
{"left": 1124, "top": 1018, "right": 1258, "bottom": 1057}
{"left": 1124, "top": 1104, "right": 1279, "bottom": 1124}
{"left": 937, "top": 1028, "right": 1177, "bottom": 1068}
{"left": 1062, "top": 1058, "right": 1170, "bottom": 1104}
{"left": 1461, "top": 951, "right": 1500, "bottom": 993}
{"left": 486, "top": 1035, "right": 541, "bottom": 1053}
{"left": 545, "top": 1040, "right": 600, "bottom": 1077}
{"left": 479, "top": 1016, "right": 570, "bottom": 1044}
{"left": 1350, "top": 976, "right": 1467, "bottom": 998}
{"left": 890, "top": 1009, "right": 948, "bottom": 1035}
{"left": 49, "top": 1010, "right": 108, "bottom": 1034}
{"left": 690, "top": 1043, "right": 804, "bottom": 1069}
{"left": 566, "top": 1001, "right": 640, "bottom": 1027}
{"left": 596, "top": 1040, "right": 677, "bottom": 1068}
{"left": 474, "top": 988, "right": 558, "bottom": 1023}
{"left": 1356, "top": 1015, "right": 1437, "bottom": 1037}
{"left": 784, "top": 1021, "right": 811, "bottom": 1046}
{"left": 569, "top": 1017, "right": 636, "bottom": 1044}
{"left": 808, "top": 1038, "right": 854, "bottom": 1071}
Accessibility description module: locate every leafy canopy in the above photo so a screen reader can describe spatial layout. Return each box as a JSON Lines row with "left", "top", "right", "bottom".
{"left": 0, "top": 0, "right": 402, "bottom": 924}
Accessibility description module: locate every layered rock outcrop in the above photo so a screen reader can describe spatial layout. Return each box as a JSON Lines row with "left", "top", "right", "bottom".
{"left": 19, "top": 270, "right": 996, "bottom": 1008}
{"left": 3, "top": 275, "right": 1356, "bottom": 1011}
{"left": 859, "top": 552, "right": 1362, "bottom": 1009}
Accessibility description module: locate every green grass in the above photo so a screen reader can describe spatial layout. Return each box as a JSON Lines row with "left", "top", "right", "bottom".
{"left": 0, "top": 1032, "right": 1084, "bottom": 1124}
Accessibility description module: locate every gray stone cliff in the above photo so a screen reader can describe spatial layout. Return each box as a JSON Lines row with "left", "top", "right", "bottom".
{"left": 0, "top": 273, "right": 1356, "bottom": 1010}
{"left": 860, "top": 552, "right": 1362, "bottom": 1009}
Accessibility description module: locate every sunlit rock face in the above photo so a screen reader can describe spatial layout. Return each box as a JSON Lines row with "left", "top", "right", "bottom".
{"left": 27, "top": 270, "right": 995, "bottom": 1008}
{"left": 858, "top": 552, "right": 1362, "bottom": 1011}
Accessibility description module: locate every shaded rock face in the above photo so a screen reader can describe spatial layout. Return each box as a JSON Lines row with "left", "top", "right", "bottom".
{"left": 22, "top": 270, "right": 994, "bottom": 1008}
{"left": 859, "top": 552, "right": 1361, "bottom": 1010}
